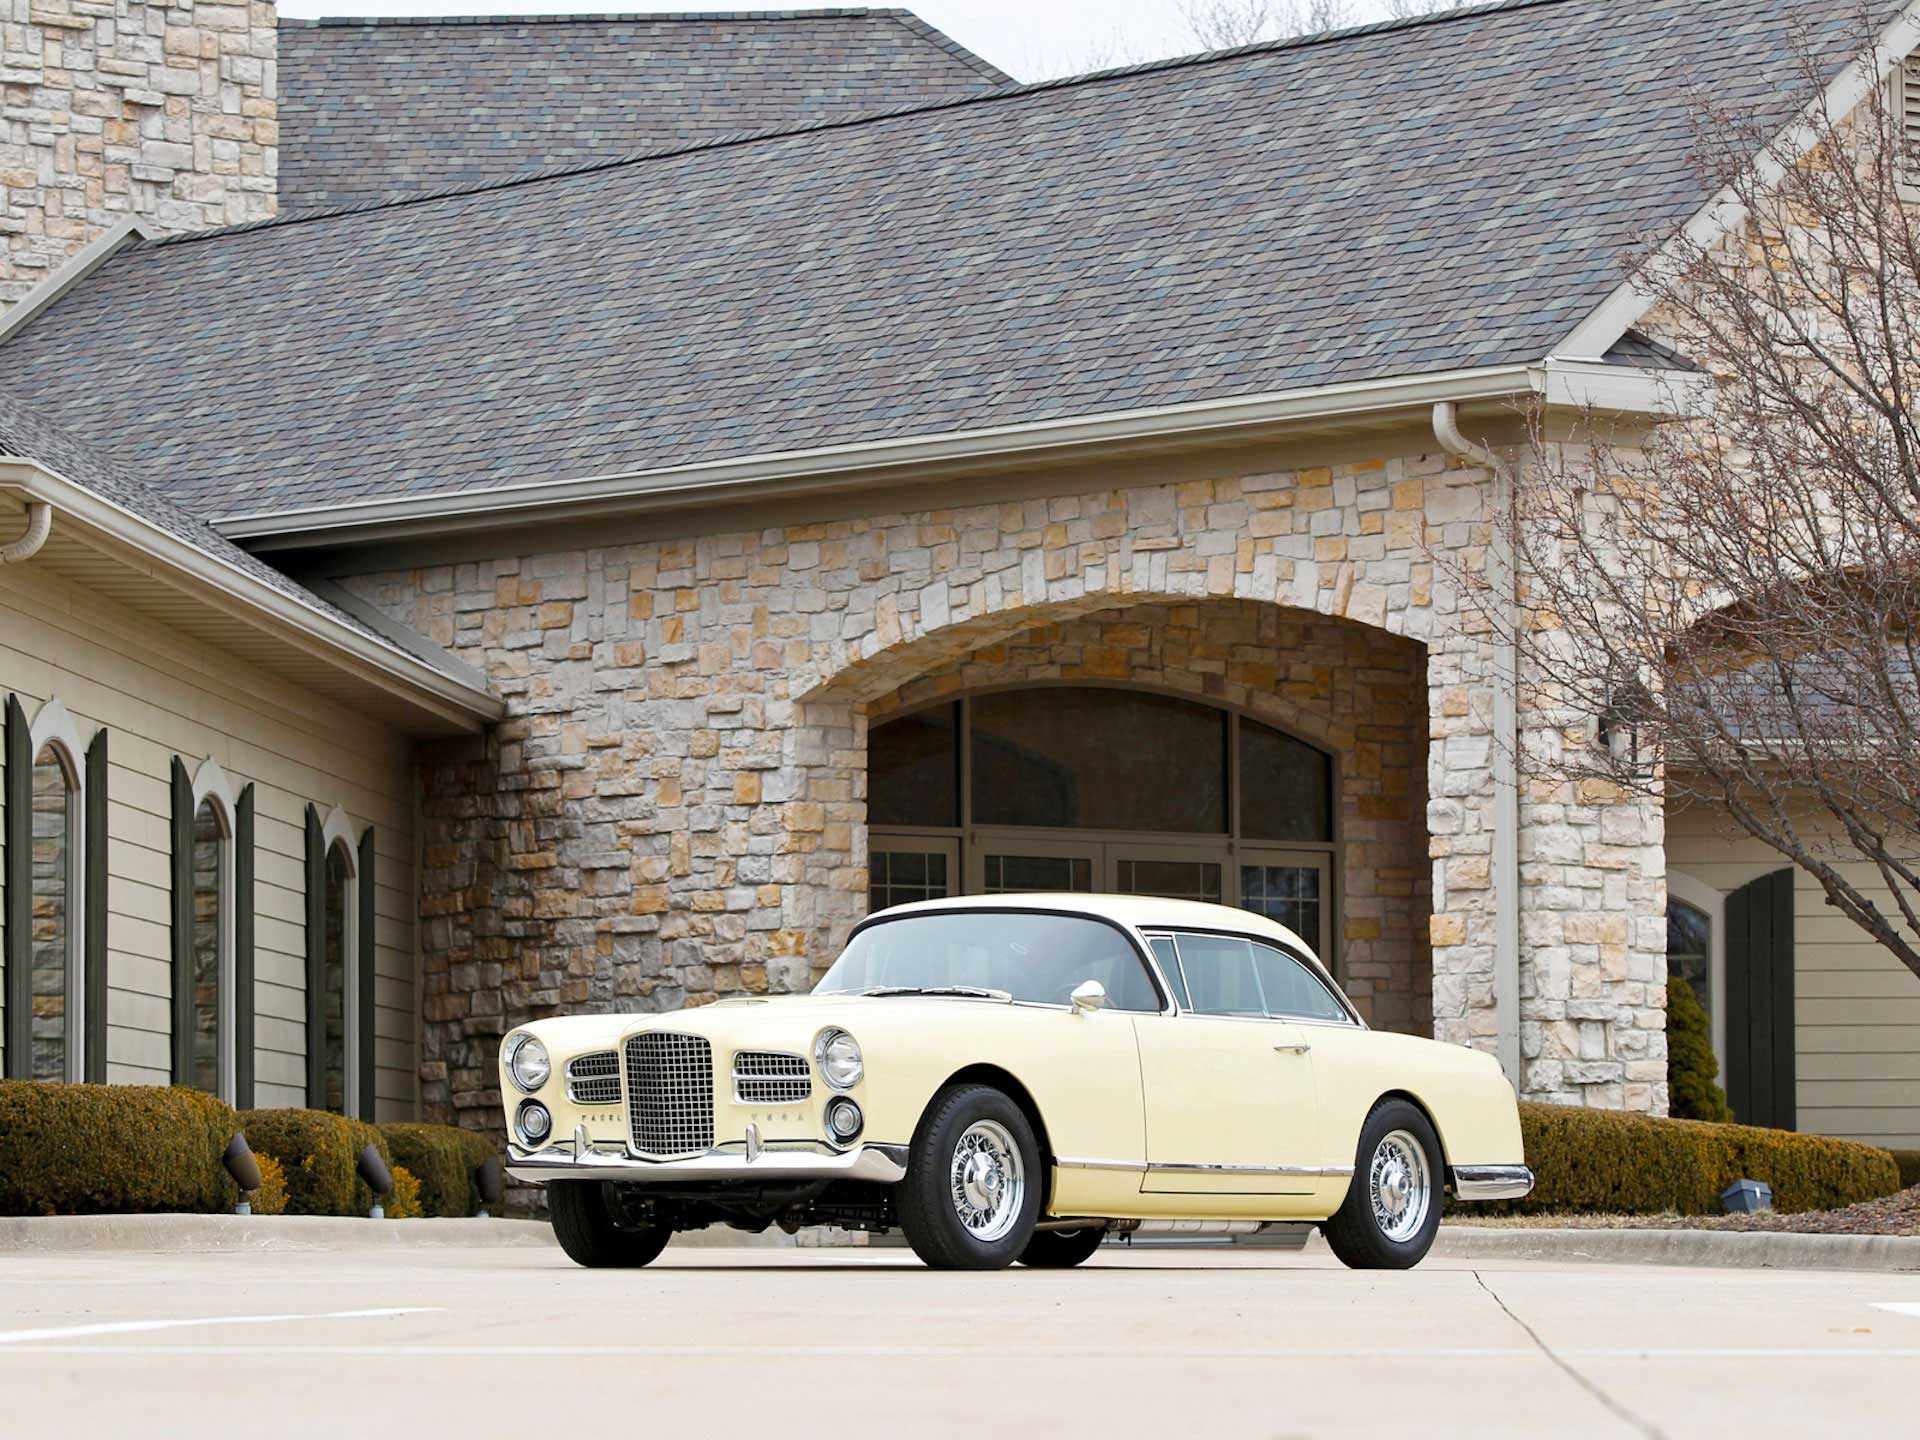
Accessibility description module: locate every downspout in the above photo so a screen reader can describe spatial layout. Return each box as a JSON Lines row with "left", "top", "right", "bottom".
{"left": 1432, "top": 404, "right": 1523, "bottom": 1090}
{"left": 0, "top": 502, "right": 51, "bottom": 564}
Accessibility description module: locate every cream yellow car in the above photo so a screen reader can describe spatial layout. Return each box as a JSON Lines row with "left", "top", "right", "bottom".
{"left": 500, "top": 895, "right": 1532, "bottom": 1270}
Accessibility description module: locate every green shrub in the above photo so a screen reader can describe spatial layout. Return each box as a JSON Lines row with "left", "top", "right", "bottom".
{"left": 377, "top": 1121, "right": 497, "bottom": 1218}
{"left": 1666, "top": 977, "right": 1733, "bottom": 1123}
{"left": 251, "top": 1152, "right": 289, "bottom": 1216}
{"left": 1890, "top": 1149, "right": 1920, "bottom": 1191}
{"left": 387, "top": 1165, "right": 423, "bottom": 1220}
{"left": 0, "top": 1082, "right": 239, "bottom": 1216}
{"left": 1515, "top": 1102, "right": 1901, "bottom": 1215}
{"left": 239, "top": 1109, "right": 391, "bottom": 1217}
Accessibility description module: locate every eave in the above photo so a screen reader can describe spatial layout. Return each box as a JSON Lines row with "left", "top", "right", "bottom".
{"left": 218, "top": 357, "right": 1705, "bottom": 552}
{"left": 0, "top": 459, "right": 503, "bottom": 736}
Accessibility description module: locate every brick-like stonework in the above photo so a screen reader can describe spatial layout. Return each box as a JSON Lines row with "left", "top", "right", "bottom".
{"left": 1, "top": 0, "right": 277, "bottom": 309}
{"left": 866, "top": 598, "right": 1431, "bottom": 1034}
{"left": 344, "top": 444, "right": 1668, "bottom": 1131}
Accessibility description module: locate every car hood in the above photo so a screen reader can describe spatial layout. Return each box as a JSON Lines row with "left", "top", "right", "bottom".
{"left": 526, "top": 992, "right": 1016, "bottom": 1056}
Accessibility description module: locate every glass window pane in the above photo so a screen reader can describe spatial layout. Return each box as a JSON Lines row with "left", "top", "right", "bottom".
{"left": 1172, "top": 933, "right": 1265, "bottom": 1016}
{"left": 323, "top": 845, "right": 349, "bottom": 1114}
{"left": 1116, "top": 858, "right": 1222, "bottom": 903}
{"left": 982, "top": 853, "right": 1094, "bottom": 894}
{"left": 1241, "top": 720, "right": 1333, "bottom": 842}
{"left": 29, "top": 749, "right": 70, "bottom": 1081}
{"left": 191, "top": 801, "right": 223, "bottom": 1095}
{"left": 1240, "top": 863, "right": 1322, "bottom": 947}
{"left": 1148, "top": 936, "right": 1190, "bottom": 1010}
{"left": 819, "top": 912, "right": 1160, "bottom": 1012}
{"left": 1668, "top": 900, "right": 1711, "bottom": 1020}
{"left": 869, "top": 849, "right": 951, "bottom": 913}
{"left": 869, "top": 703, "right": 960, "bottom": 829}
{"left": 1251, "top": 942, "right": 1349, "bottom": 1022}
{"left": 971, "top": 689, "right": 1227, "bottom": 833}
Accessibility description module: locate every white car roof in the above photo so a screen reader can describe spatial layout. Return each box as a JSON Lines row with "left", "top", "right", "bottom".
{"left": 866, "top": 892, "right": 1318, "bottom": 961}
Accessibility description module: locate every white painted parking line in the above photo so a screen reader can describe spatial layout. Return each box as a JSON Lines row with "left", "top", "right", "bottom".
{"left": 2, "top": 1343, "right": 1919, "bottom": 1361}
{"left": 0, "top": 1307, "right": 442, "bottom": 1346}
{"left": 1872, "top": 1303, "right": 1920, "bottom": 1319}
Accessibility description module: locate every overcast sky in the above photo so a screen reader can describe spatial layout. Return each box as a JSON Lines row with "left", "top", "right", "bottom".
{"left": 275, "top": 1, "right": 1415, "bottom": 81}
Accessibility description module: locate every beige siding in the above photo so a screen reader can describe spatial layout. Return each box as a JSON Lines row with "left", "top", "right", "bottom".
{"left": 1669, "top": 800, "right": 1920, "bottom": 1148}
{"left": 0, "top": 561, "right": 422, "bottom": 1119}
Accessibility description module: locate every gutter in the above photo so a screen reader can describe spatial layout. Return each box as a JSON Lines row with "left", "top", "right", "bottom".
{"left": 0, "top": 501, "right": 50, "bottom": 563}
{"left": 1432, "top": 402, "right": 1523, "bottom": 1090}
{"left": 217, "top": 359, "right": 1699, "bottom": 551}
{"left": 0, "top": 460, "right": 503, "bottom": 731}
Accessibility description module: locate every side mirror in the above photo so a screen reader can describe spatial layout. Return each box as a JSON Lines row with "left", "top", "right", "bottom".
{"left": 1070, "top": 980, "right": 1108, "bottom": 1015}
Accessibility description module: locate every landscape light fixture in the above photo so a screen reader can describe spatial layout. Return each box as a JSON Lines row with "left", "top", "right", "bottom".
{"left": 358, "top": 1143, "right": 394, "bottom": 1220}
{"left": 1721, "top": 1179, "right": 1773, "bottom": 1214}
{"left": 223, "top": 1133, "right": 262, "bottom": 1217}
{"left": 475, "top": 1156, "right": 503, "bottom": 1219}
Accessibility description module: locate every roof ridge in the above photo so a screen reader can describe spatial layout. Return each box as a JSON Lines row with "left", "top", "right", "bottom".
{"left": 156, "top": 0, "right": 1569, "bottom": 250}
{"left": 284, "top": 9, "right": 914, "bottom": 27}
{"left": 885, "top": 11, "right": 1015, "bottom": 86}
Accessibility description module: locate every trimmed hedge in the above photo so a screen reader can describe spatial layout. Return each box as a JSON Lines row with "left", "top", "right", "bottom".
{"left": 0, "top": 1082, "right": 239, "bottom": 1216}
{"left": 378, "top": 1122, "right": 497, "bottom": 1219}
{"left": 239, "top": 1109, "right": 392, "bottom": 1217}
{"left": 1515, "top": 1103, "right": 1901, "bottom": 1215}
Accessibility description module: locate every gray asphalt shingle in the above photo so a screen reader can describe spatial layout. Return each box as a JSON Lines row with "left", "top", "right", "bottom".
{"left": 279, "top": 10, "right": 1009, "bottom": 210}
{"left": 0, "top": 0, "right": 1898, "bottom": 524}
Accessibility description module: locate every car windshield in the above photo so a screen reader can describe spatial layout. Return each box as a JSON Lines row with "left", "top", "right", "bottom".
{"left": 814, "top": 911, "right": 1163, "bottom": 1012}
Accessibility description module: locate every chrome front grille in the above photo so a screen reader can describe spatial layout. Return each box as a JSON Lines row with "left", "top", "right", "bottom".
{"left": 566, "top": 1051, "right": 621, "bottom": 1106}
{"left": 733, "top": 1050, "right": 812, "bottom": 1106}
{"left": 624, "top": 1032, "right": 715, "bottom": 1157}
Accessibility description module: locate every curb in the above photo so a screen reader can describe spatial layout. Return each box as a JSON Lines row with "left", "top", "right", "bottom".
{"left": 1435, "top": 1224, "right": 1920, "bottom": 1272}
{"left": 0, "top": 1213, "right": 872, "bottom": 1255}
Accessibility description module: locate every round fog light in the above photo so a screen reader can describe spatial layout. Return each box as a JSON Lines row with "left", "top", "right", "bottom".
{"left": 825, "top": 1096, "right": 864, "bottom": 1147}
{"left": 517, "top": 1099, "right": 553, "bottom": 1146}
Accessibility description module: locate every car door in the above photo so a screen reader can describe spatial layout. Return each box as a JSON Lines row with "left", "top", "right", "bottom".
{"left": 1132, "top": 932, "right": 1322, "bottom": 1196}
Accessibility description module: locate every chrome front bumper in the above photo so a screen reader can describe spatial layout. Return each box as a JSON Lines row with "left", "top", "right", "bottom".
{"left": 1450, "top": 1164, "right": 1536, "bottom": 1202}
{"left": 507, "top": 1139, "right": 908, "bottom": 1186}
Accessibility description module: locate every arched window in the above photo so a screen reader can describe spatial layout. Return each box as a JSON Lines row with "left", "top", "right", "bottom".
{"left": 6, "top": 698, "right": 105, "bottom": 1084}
{"left": 868, "top": 687, "right": 1338, "bottom": 955}
{"left": 173, "top": 757, "right": 247, "bottom": 1101}
{"left": 307, "top": 805, "right": 374, "bottom": 1118}
{"left": 1667, "top": 871, "right": 1727, "bottom": 1071}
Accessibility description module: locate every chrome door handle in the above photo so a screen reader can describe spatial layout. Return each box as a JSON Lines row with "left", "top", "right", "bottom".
{"left": 1273, "top": 1042, "right": 1312, "bottom": 1055}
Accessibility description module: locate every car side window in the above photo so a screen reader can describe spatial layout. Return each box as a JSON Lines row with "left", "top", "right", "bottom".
{"left": 1147, "top": 936, "right": 1189, "bottom": 1009}
{"left": 1251, "top": 941, "right": 1350, "bottom": 1023}
{"left": 1169, "top": 933, "right": 1267, "bottom": 1016}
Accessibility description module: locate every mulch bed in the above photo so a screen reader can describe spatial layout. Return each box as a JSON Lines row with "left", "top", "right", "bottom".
{"left": 1449, "top": 1185, "right": 1920, "bottom": 1237}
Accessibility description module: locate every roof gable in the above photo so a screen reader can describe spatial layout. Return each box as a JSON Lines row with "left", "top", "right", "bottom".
{"left": 1, "top": 0, "right": 1905, "bottom": 530}
{"left": 279, "top": 10, "right": 1009, "bottom": 210}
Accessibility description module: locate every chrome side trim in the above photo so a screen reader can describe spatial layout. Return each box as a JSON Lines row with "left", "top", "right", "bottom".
{"left": 1450, "top": 1164, "right": 1535, "bottom": 1202}
{"left": 1055, "top": 1157, "right": 1353, "bottom": 1178}
{"left": 507, "top": 1140, "right": 909, "bottom": 1186}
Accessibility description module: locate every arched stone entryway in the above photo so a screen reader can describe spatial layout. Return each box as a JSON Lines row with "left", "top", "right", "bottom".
{"left": 800, "top": 595, "right": 1432, "bottom": 1035}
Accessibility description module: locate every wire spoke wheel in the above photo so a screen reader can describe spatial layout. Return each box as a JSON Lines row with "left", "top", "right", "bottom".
{"left": 947, "top": 1119, "right": 1025, "bottom": 1242}
{"left": 1367, "top": 1128, "right": 1431, "bottom": 1243}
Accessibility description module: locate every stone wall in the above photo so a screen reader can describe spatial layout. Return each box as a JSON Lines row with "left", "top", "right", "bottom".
{"left": 1, "top": 0, "right": 277, "bottom": 310}
{"left": 865, "top": 597, "right": 1431, "bottom": 1034}
{"left": 342, "top": 442, "right": 1667, "bottom": 1129}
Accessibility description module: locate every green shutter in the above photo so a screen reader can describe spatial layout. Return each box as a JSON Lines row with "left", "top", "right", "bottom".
{"left": 84, "top": 731, "right": 108, "bottom": 1084}
{"left": 304, "top": 805, "right": 325, "bottom": 1109}
{"left": 1725, "top": 868, "right": 1796, "bottom": 1130}
{"left": 169, "top": 757, "right": 194, "bottom": 1085}
{"left": 235, "top": 786, "right": 256, "bottom": 1110}
{"left": 3, "top": 695, "right": 28, "bottom": 1079}
{"left": 358, "top": 825, "right": 377, "bottom": 1121}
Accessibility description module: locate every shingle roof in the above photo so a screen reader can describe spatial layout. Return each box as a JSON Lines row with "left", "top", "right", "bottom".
{"left": 0, "top": 0, "right": 1899, "bottom": 526}
{"left": 0, "top": 383, "right": 484, "bottom": 690}
{"left": 279, "top": 10, "right": 1009, "bottom": 210}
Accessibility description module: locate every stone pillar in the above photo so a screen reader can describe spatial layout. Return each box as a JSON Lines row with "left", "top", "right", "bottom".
{"left": 1, "top": 0, "right": 279, "bottom": 310}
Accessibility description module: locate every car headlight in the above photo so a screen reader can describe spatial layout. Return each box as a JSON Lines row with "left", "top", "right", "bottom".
{"left": 505, "top": 1032, "right": 551, "bottom": 1093}
{"left": 814, "top": 1028, "right": 863, "bottom": 1090}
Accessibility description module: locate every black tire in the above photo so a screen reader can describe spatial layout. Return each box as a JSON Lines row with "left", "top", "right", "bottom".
{"left": 547, "top": 1181, "right": 672, "bottom": 1269}
{"left": 897, "top": 1084, "right": 1044, "bottom": 1270}
{"left": 1017, "top": 1225, "right": 1107, "bottom": 1268}
{"left": 1322, "top": 1099, "right": 1444, "bottom": 1271}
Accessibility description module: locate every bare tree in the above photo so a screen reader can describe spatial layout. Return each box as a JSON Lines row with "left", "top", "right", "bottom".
{"left": 1180, "top": 0, "right": 1454, "bottom": 49}
{"left": 1501, "top": 31, "right": 1920, "bottom": 980}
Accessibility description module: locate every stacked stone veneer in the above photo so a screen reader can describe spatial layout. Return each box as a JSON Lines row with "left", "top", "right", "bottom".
{"left": 343, "top": 444, "right": 1667, "bottom": 1131}
{"left": 0, "top": 0, "right": 277, "bottom": 309}
{"left": 866, "top": 598, "right": 1431, "bottom": 1034}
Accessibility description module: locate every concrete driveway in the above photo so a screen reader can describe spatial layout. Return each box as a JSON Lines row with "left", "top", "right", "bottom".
{"left": 3, "top": 1241, "right": 1917, "bottom": 1438}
